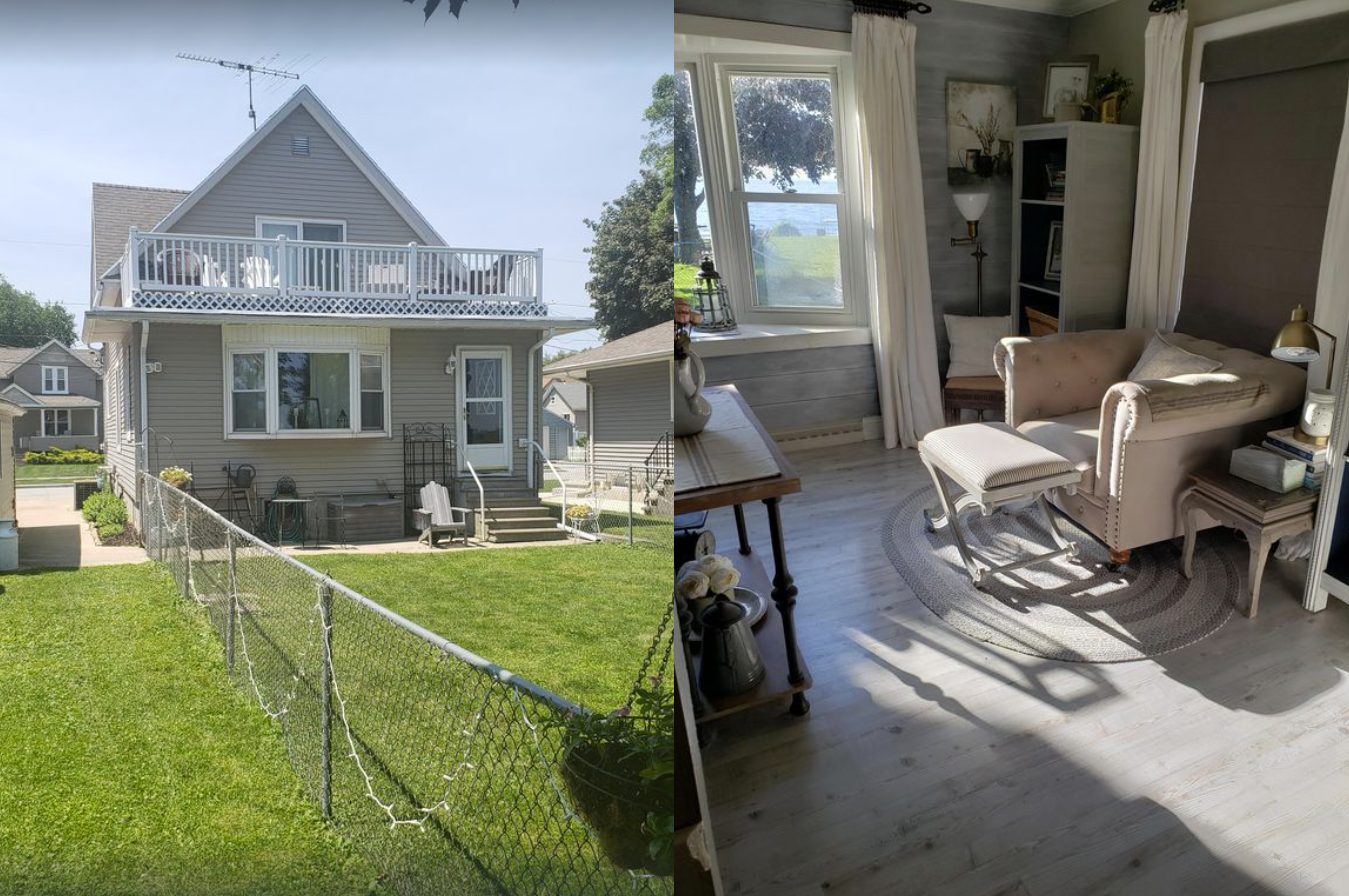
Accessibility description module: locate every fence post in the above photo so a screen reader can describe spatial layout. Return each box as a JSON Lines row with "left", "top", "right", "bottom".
{"left": 181, "top": 499, "right": 192, "bottom": 598}
{"left": 628, "top": 466, "right": 635, "bottom": 545}
{"left": 319, "top": 582, "right": 334, "bottom": 819}
{"left": 225, "top": 528, "right": 237, "bottom": 673}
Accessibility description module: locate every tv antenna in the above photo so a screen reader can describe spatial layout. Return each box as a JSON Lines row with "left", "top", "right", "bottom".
{"left": 176, "top": 53, "right": 300, "bottom": 130}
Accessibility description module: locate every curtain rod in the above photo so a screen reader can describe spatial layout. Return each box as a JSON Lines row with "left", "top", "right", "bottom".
{"left": 853, "top": 1, "right": 933, "bottom": 19}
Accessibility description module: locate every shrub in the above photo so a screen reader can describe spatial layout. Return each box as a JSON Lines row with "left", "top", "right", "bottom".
{"left": 82, "top": 488, "right": 129, "bottom": 540}
{"left": 24, "top": 448, "right": 104, "bottom": 465}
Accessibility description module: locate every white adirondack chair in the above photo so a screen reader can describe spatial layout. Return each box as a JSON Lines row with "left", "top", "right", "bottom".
{"left": 413, "top": 480, "right": 471, "bottom": 547}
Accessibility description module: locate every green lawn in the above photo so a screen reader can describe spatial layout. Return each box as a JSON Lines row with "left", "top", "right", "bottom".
{"left": 675, "top": 261, "right": 699, "bottom": 303}
{"left": 15, "top": 463, "right": 100, "bottom": 484}
{"left": 0, "top": 566, "right": 376, "bottom": 896}
{"left": 315, "top": 545, "right": 672, "bottom": 713}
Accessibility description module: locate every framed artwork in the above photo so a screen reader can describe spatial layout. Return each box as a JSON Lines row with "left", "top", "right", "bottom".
{"left": 946, "top": 80, "right": 1016, "bottom": 186}
{"left": 1044, "top": 221, "right": 1064, "bottom": 281}
{"left": 1043, "top": 55, "right": 1097, "bottom": 118}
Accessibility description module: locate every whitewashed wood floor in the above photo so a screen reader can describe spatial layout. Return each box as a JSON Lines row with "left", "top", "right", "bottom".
{"left": 699, "top": 439, "right": 1349, "bottom": 896}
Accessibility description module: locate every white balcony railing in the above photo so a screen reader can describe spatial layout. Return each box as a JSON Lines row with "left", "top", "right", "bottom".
{"left": 121, "top": 229, "right": 546, "bottom": 317}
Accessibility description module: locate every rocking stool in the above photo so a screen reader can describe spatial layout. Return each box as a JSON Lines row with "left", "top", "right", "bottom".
{"left": 918, "top": 422, "right": 1083, "bottom": 586}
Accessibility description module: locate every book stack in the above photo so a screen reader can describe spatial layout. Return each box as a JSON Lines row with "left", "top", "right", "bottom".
{"left": 1044, "top": 164, "right": 1067, "bottom": 202}
{"left": 1262, "top": 427, "right": 1329, "bottom": 490}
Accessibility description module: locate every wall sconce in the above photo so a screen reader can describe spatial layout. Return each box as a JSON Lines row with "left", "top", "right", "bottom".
{"left": 950, "top": 191, "right": 991, "bottom": 316}
{"left": 444, "top": 357, "right": 456, "bottom": 376}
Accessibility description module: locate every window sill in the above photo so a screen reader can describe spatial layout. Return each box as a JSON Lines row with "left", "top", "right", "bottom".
{"left": 689, "top": 324, "right": 871, "bottom": 358}
{"left": 227, "top": 431, "right": 392, "bottom": 440}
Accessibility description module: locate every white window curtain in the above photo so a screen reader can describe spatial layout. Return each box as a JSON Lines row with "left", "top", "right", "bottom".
{"left": 1125, "top": 10, "right": 1188, "bottom": 331}
{"left": 1314, "top": 81, "right": 1349, "bottom": 390}
{"left": 852, "top": 12, "right": 944, "bottom": 448}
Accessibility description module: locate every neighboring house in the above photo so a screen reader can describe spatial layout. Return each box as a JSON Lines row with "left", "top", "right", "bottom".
{"left": 0, "top": 340, "right": 103, "bottom": 454}
{"left": 542, "top": 376, "right": 589, "bottom": 438}
{"left": 83, "top": 86, "right": 589, "bottom": 542}
{"left": 540, "top": 409, "right": 574, "bottom": 461}
{"left": 542, "top": 322, "right": 672, "bottom": 470}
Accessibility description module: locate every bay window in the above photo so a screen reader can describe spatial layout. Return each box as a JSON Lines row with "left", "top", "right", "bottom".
{"left": 227, "top": 347, "right": 388, "bottom": 438}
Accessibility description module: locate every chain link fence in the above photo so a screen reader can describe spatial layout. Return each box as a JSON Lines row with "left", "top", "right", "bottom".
{"left": 141, "top": 472, "right": 673, "bottom": 896}
{"left": 537, "top": 463, "right": 673, "bottom": 552}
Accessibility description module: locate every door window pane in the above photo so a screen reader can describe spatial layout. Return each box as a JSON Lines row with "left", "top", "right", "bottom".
{"left": 729, "top": 75, "right": 839, "bottom": 194}
{"left": 747, "top": 202, "right": 843, "bottom": 308}
{"left": 277, "top": 352, "right": 351, "bottom": 430}
{"left": 465, "top": 358, "right": 502, "bottom": 399}
{"left": 302, "top": 223, "right": 344, "bottom": 242}
{"left": 466, "top": 403, "right": 503, "bottom": 445}
{"left": 259, "top": 222, "right": 299, "bottom": 240}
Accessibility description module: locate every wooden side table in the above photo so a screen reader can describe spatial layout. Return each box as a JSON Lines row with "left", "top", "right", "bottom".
{"left": 943, "top": 376, "right": 1003, "bottom": 425}
{"left": 1179, "top": 468, "right": 1319, "bottom": 617}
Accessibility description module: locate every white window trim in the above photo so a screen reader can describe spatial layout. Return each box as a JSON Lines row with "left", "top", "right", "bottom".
{"left": 253, "top": 216, "right": 349, "bottom": 241}
{"left": 679, "top": 52, "right": 868, "bottom": 329}
{"left": 43, "top": 408, "right": 71, "bottom": 437}
{"left": 456, "top": 345, "right": 514, "bottom": 475}
{"left": 223, "top": 346, "right": 391, "bottom": 440}
{"left": 41, "top": 365, "right": 69, "bottom": 395}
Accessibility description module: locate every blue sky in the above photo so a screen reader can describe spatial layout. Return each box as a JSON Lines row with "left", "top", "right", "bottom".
{"left": 0, "top": 0, "right": 670, "bottom": 354}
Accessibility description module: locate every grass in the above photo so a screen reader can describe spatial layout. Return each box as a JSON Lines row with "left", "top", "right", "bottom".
{"left": 314, "top": 545, "right": 672, "bottom": 713}
{"left": 674, "top": 261, "right": 699, "bottom": 303}
{"left": 15, "top": 462, "right": 100, "bottom": 484}
{"left": 0, "top": 565, "right": 376, "bottom": 896}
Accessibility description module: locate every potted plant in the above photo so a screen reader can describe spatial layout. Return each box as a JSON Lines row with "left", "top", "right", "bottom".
{"left": 159, "top": 466, "right": 193, "bottom": 490}
{"left": 1093, "top": 69, "right": 1134, "bottom": 123}
{"left": 553, "top": 677, "right": 674, "bottom": 875}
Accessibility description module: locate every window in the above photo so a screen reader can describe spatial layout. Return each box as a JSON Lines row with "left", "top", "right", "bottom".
{"left": 678, "top": 56, "right": 863, "bottom": 325}
{"left": 43, "top": 409, "right": 70, "bottom": 437}
{"left": 42, "top": 365, "right": 68, "bottom": 394}
{"left": 226, "top": 346, "right": 388, "bottom": 437}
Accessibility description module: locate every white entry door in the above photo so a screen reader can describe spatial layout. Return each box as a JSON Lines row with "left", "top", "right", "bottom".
{"left": 458, "top": 348, "right": 511, "bottom": 472}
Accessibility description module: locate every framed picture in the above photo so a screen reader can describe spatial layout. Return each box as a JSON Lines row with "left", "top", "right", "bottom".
{"left": 1042, "top": 55, "right": 1097, "bottom": 119}
{"left": 946, "top": 80, "right": 1016, "bottom": 186}
{"left": 1044, "top": 221, "right": 1064, "bottom": 281}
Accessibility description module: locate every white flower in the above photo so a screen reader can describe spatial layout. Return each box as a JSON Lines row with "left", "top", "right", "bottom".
{"left": 698, "top": 554, "right": 733, "bottom": 576}
{"left": 677, "top": 560, "right": 703, "bottom": 581}
{"left": 708, "top": 566, "right": 740, "bottom": 596}
{"left": 676, "top": 570, "right": 710, "bottom": 601}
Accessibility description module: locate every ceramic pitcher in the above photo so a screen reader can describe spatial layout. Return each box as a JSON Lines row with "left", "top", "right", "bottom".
{"left": 674, "top": 348, "right": 713, "bottom": 437}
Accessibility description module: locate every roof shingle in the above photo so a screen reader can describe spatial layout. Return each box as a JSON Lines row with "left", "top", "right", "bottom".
{"left": 91, "top": 183, "right": 190, "bottom": 288}
{"left": 543, "top": 322, "right": 671, "bottom": 375}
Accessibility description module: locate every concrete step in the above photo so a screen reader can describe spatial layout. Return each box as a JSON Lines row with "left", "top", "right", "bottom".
{"left": 490, "top": 527, "right": 570, "bottom": 543}
{"left": 489, "top": 516, "right": 560, "bottom": 531}
{"left": 479, "top": 496, "right": 545, "bottom": 508}
{"left": 486, "top": 505, "right": 555, "bottom": 520}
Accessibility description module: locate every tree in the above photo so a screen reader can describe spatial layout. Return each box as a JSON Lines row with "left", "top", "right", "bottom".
{"left": 406, "top": 0, "right": 521, "bottom": 21}
{"left": 0, "top": 275, "right": 76, "bottom": 347}
{"left": 585, "top": 170, "right": 672, "bottom": 341}
{"left": 668, "top": 74, "right": 837, "bottom": 264}
{"left": 543, "top": 348, "right": 579, "bottom": 367}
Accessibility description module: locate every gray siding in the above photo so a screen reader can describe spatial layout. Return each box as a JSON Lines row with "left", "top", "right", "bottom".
{"left": 104, "top": 334, "right": 142, "bottom": 518}
{"left": 166, "top": 106, "right": 430, "bottom": 245}
{"left": 137, "top": 323, "right": 541, "bottom": 510}
{"left": 590, "top": 361, "right": 672, "bottom": 469}
{"left": 702, "top": 343, "right": 879, "bottom": 436}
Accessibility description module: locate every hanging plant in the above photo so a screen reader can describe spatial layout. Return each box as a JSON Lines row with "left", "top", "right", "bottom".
{"left": 159, "top": 466, "right": 193, "bottom": 490}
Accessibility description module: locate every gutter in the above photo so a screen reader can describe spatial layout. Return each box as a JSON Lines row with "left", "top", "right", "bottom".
{"left": 542, "top": 348, "right": 668, "bottom": 377}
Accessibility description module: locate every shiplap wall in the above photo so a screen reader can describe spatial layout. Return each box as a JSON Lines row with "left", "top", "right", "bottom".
{"left": 702, "top": 345, "right": 880, "bottom": 436}
{"left": 677, "top": 0, "right": 1069, "bottom": 375}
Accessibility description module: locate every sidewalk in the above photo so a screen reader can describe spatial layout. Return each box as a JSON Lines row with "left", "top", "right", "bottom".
{"left": 15, "top": 485, "right": 148, "bottom": 569}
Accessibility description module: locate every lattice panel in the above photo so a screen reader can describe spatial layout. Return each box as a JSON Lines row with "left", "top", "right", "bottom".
{"left": 134, "top": 290, "right": 550, "bottom": 318}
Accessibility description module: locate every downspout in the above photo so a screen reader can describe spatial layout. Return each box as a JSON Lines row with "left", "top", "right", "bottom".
{"left": 526, "top": 328, "right": 554, "bottom": 490}
{"left": 137, "top": 321, "right": 150, "bottom": 521}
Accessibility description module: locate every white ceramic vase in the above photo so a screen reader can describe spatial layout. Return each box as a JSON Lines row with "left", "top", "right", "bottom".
{"left": 1301, "top": 388, "right": 1336, "bottom": 443}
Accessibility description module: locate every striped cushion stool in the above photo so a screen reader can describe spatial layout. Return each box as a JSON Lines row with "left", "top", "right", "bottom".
{"left": 918, "top": 422, "right": 1084, "bottom": 587}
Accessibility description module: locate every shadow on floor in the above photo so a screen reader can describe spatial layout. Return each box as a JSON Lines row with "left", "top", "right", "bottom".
{"left": 17, "top": 524, "right": 83, "bottom": 570}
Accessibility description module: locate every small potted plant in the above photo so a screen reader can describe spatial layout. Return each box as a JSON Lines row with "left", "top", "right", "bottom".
{"left": 554, "top": 677, "right": 674, "bottom": 875}
{"left": 1093, "top": 68, "right": 1134, "bottom": 123}
{"left": 159, "top": 466, "right": 193, "bottom": 490}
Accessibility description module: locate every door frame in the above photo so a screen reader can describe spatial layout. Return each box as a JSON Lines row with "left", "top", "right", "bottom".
{"left": 456, "top": 345, "right": 513, "bottom": 475}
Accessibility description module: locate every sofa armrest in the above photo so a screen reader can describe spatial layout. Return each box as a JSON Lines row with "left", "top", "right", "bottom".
{"left": 995, "top": 329, "right": 1152, "bottom": 427}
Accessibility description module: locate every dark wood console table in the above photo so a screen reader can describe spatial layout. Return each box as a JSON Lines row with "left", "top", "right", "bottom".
{"left": 675, "top": 385, "right": 812, "bottom": 720}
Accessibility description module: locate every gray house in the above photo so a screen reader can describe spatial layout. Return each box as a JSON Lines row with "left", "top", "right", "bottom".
{"left": 84, "top": 86, "right": 590, "bottom": 542}
{"left": 542, "top": 376, "right": 589, "bottom": 438}
{"left": 0, "top": 340, "right": 103, "bottom": 454}
{"left": 542, "top": 322, "right": 671, "bottom": 470}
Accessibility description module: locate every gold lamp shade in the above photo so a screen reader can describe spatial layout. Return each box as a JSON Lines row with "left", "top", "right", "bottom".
{"left": 1271, "top": 304, "right": 1321, "bottom": 363}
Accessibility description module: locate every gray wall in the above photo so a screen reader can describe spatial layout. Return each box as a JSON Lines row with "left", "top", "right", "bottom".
{"left": 8, "top": 345, "right": 101, "bottom": 402}
{"left": 165, "top": 106, "right": 430, "bottom": 246}
{"left": 544, "top": 392, "right": 588, "bottom": 436}
{"left": 590, "top": 361, "right": 672, "bottom": 469}
{"left": 105, "top": 322, "right": 543, "bottom": 525}
{"left": 676, "top": 0, "right": 1070, "bottom": 375}
{"left": 703, "top": 343, "right": 880, "bottom": 436}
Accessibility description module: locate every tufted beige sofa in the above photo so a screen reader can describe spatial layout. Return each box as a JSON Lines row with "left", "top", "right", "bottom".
{"left": 993, "top": 329, "right": 1306, "bottom": 561}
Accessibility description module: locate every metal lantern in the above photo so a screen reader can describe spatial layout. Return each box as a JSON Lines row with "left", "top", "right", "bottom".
{"left": 693, "top": 256, "right": 736, "bottom": 332}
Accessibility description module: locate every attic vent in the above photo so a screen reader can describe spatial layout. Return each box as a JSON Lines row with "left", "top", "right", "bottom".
{"left": 291, "top": 135, "right": 310, "bottom": 156}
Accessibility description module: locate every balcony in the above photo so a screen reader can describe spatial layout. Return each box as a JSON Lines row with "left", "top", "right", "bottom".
{"left": 120, "top": 229, "right": 546, "bottom": 317}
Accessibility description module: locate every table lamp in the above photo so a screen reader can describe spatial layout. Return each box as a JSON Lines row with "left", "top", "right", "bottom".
{"left": 1271, "top": 304, "right": 1337, "bottom": 446}
{"left": 951, "top": 191, "right": 990, "bottom": 315}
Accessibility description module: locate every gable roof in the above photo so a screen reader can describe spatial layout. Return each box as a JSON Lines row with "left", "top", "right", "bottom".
{"left": 543, "top": 377, "right": 587, "bottom": 411}
{"left": 0, "top": 383, "right": 41, "bottom": 407}
{"left": 543, "top": 322, "right": 672, "bottom": 376}
{"left": 542, "top": 408, "right": 574, "bottom": 430}
{"left": 153, "top": 86, "right": 445, "bottom": 246}
{"left": 0, "top": 340, "right": 102, "bottom": 378}
{"left": 92, "top": 183, "right": 191, "bottom": 283}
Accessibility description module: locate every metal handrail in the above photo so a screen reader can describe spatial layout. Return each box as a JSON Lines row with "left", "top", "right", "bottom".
{"left": 464, "top": 459, "right": 486, "bottom": 541}
{"left": 527, "top": 440, "right": 568, "bottom": 533}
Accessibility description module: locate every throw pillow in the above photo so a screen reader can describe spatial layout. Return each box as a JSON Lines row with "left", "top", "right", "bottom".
{"left": 1127, "top": 333, "right": 1222, "bottom": 381}
{"left": 945, "top": 314, "right": 1012, "bottom": 378}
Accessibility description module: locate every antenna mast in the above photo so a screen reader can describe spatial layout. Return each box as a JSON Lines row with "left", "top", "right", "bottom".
{"left": 177, "top": 53, "right": 301, "bottom": 130}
